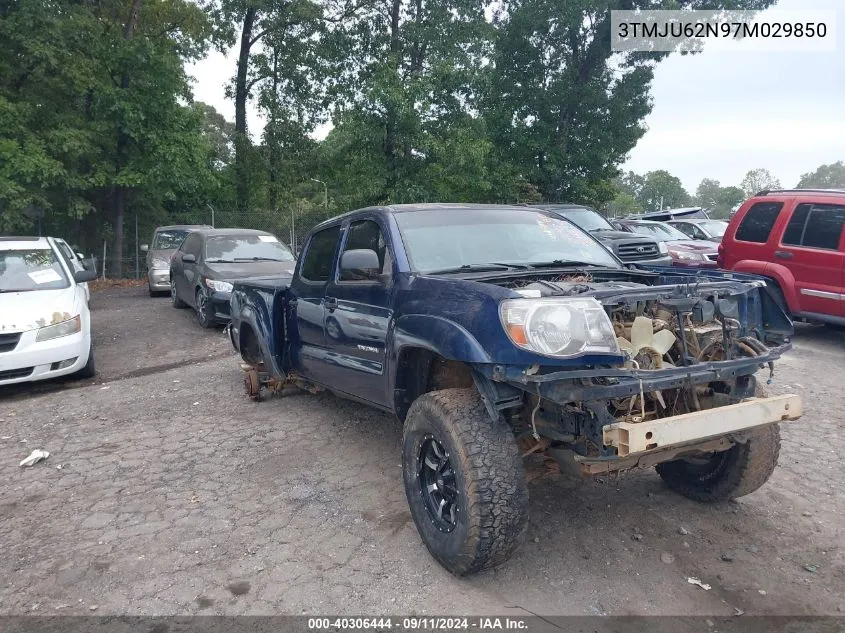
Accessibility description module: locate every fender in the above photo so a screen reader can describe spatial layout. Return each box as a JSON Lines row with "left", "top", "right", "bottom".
{"left": 732, "top": 260, "right": 800, "bottom": 313}
{"left": 392, "top": 314, "right": 492, "bottom": 364}
{"left": 233, "top": 291, "right": 284, "bottom": 378}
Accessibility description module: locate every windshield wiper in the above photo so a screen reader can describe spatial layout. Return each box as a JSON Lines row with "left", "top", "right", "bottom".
{"left": 425, "top": 263, "right": 520, "bottom": 275}
{"left": 205, "top": 258, "right": 235, "bottom": 263}
{"left": 525, "top": 259, "right": 615, "bottom": 269}
{"left": 234, "top": 257, "right": 285, "bottom": 262}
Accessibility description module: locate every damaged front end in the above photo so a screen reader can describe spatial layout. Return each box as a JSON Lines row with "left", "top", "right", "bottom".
{"left": 477, "top": 272, "right": 802, "bottom": 475}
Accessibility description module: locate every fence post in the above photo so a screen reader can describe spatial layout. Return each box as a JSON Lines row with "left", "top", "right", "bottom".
{"left": 135, "top": 212, "right": 139, "bottom": 279}
{"left": 102, "top": 240, "right": 107, "bottom": 280}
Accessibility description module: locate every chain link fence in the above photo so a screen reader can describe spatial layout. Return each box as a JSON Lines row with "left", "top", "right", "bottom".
{"left": 36, "top": 201, "right": 336, "bottom": 279}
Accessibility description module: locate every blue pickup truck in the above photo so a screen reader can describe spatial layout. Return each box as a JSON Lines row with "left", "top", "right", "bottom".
{"left": 228, "top": 203, "right": 801, "bottom": 576}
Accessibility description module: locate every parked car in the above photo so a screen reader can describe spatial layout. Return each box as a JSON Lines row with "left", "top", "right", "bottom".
{"left": 615, "top": 219, "right": 719, "bottom": 268}
{"left": 229, "top": 203, "right": 800, "bottom": 576}
{"left": 0, "top": 236, "right": 98, "bottom": 386}
{"left": 669, "top": 219, "right": 729, "bottom": 243}
{"left": 719, "top": 189, "right": 845, "bottom": 327}
{"left": 527, "top": 204, "right": 672, "bottom": 267}
{"left": 141, "top": 224, "right": 211, "bottom": 297}
{"left": 170, "top": 228, "right": 296, "bottom": 327}
{"left": 626, "top": 206, "right": 711, "bottom": 221}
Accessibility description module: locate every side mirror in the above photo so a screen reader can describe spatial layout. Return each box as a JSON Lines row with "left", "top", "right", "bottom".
{"left": 340, "top": 249, "right": 380, "bottom": 281}
{"left": 182, "top": 253, "right": 196, "bottom": 264}
{"left": 140, "top": 244, "right": 149, "bottom": 252}
{"left": 76, "top": 252, "right": 85, "bottom": 260}
{"left": 74, "top": 269, "right": 98, "bottom": 283}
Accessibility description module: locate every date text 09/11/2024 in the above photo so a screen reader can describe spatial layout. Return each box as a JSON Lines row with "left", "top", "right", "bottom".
{"left": 307, "top": 617, "right": 529, "bottom": 630}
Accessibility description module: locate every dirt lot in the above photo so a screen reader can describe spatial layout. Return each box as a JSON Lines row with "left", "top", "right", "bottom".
{"left": 1, "top": 286, "right": 843, "bottom": 616}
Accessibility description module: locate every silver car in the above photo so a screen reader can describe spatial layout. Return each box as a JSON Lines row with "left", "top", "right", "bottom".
{"left": 141, "top": 225, "right": 211, "bottom": 296}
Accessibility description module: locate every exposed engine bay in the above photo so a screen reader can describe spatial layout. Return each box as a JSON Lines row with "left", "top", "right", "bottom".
{"left": 489, "top": 273, "right": 792, "bottom": 469}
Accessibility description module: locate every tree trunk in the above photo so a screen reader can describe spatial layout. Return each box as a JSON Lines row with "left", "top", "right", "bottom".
{"left": 235, "top": 6, "right": 258, "bottom": 214}
{"left": 268, "top": 45, "right": 279, "bottom": 211}
{"left": 110, "top": 0, "right": 143, "bottom": 277}
{"left": 383, "top": 0, "right": 401, "bottom": 198}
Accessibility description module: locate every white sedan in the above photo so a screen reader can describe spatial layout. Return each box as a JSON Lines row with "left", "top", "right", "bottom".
{"left": 0, "top": 237, "right": 98, "bottom": 386}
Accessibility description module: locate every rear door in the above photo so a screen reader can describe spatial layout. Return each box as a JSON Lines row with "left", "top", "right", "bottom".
{"left": 322, "top": 218, "right": 394, "bottom": 406}
{"left": 288, "top": 224, "right": 342, "bottom": 383}
{"left": 778, "top": 201, "right": 845, "bottom": 317}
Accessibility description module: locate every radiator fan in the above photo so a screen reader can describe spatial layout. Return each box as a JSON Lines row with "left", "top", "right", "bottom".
{"left": 617, "top": 316, "right": 677, "bottom": 369}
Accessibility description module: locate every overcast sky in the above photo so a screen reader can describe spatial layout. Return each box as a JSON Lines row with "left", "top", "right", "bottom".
{"left": 188, "top": 0, "right": 843, "bottom": 194}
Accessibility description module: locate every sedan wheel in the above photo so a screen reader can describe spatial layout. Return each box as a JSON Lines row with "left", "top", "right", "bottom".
{"left": 195, "top": 288, "right": 214, "bottom": 328}
{"left": 171, "top": 278, "right": 186, "bottom": 308}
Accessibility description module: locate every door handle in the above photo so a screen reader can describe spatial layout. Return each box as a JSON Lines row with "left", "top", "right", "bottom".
{"left": 774, "top": 250, "right": 794, "bottom": 259}
{"left": 324, "top": 296, "right": 338, "bottom": 311}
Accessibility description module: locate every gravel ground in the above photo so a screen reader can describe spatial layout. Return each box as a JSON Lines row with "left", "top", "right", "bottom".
{"left": 0, "top": 287, "right": 843, "bottom": 616}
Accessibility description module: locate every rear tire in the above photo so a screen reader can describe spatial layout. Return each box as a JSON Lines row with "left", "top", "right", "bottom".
{"left": 402, "top": 388, "right": 528, "bottom": 576}
{"left": 656, "top": 387, "right": 780, "bottom": 502}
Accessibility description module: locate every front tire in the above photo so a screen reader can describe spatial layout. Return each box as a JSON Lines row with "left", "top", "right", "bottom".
{"left": 74, "top": 342, "right": 96, "bottom": 379}
{"left": 195, "top": 288, "right": 214, "bottom": 328}
{"left": 171, "top": 279, "right": 186, "bottom": 308}
{"left": 402, "top": 388, "right": 528, "bottom": 576}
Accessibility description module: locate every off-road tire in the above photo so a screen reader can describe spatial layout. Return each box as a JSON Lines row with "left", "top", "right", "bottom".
{"left": 195, "top": 288, "right": 214, "bottom": 328}
{"left": 74, "top": 342, "right": 96, "bottom": 379}
{"left": 171, "top": 279, "right": 186, "bottom": 308}
{"left": 402, "top": 388, "right": 528, "bottom": 576}
{"left": 656, "top": 386, "right": 780, "bottom": 502}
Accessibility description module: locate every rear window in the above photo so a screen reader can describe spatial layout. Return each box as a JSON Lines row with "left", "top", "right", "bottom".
{"left": 735, "top": 202, "right": 783, "bottom": 243}
{"left": 783, "top": 203, "right": 845, "bottom": 250}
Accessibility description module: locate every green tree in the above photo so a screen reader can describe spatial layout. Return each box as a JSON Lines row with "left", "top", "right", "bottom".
{"left": 636, "top": 170, "right": 690, "bottom": 211}
{"left": 484, "top": 0, "right": 776, "bottom": 206}
{"left": 796, "top": 161, "right": 845, "bottom": 189}
{"left": 740, "top": 168, "right": 781, "bottom": 197}
{"left": 605, "top": 191, "right": 642, "bottom": 218}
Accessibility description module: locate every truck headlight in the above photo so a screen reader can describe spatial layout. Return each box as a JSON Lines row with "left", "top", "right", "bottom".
{"left": 499, "top": 298, "right": 620, "bottom": 357}
{"left": 151, "top": 257, "right": 170, "bottom": 269}
{"left": 658, "top": 242, "right": 669, "bottom": 254}
{"left": 204, "top": 279, "right": 233, "bottom": 293}
{"left": 36, "top": 315, "right": 81, "bottom": 342}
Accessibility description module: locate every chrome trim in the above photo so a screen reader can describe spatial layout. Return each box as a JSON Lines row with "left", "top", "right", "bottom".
{"left": 799, "top": 288, "right": 845, "bottom": 301}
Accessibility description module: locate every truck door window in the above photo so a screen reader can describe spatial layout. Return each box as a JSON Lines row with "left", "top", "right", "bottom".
{"left": 783, "top": 203, "right": 845, "bottom": 250}
{"left": 340, "top": 220, "right": 390, "bottom": 281}
{"left": 300, "top": 225, "right": 341, "bottom": 282}
{"left": 735, "top": 202, "right": 783, "bottom": 243}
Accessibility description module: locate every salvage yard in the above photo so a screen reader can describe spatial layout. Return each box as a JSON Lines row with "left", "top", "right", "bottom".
{"left": 0, "top": 286, "right": 843, "bottom": 616}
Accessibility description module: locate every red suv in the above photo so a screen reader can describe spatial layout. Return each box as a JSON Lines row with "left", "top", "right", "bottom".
{"left": 719, "top": 189, "right": 845, "bottom": 326}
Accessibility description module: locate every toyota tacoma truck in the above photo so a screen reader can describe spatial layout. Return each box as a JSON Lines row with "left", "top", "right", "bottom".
{"left": 228, "top": 203, "right": 801, "bottom": 576}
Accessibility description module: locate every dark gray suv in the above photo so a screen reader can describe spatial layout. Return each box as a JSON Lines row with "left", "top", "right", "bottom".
{"left": 528, "top": 204, "right": 672, "bottom": 267}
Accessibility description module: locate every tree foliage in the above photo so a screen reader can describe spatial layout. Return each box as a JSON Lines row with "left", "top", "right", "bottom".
{"left": 796, "top": 161, "right": 845, "bottom": 189}
{"left": 740, "top": 168, "right": 781, "bottom": 197}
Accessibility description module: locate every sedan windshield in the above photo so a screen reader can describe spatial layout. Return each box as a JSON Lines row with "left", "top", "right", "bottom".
{"left": 153, "top": 230, "right": 190, "bottom": 250}
{"left": 394, "top": 208, "right": 619, "bottom": 273}
{"left": 559, "top": 208, "right": 615, "bottom": 232}
{"left": 626, "top": 222, "right": 690, "bottom": 242}
{"left": 205, "top": 234, "right": 295, "bottom": 262}
{"left": 0, "top": 248, "right": 69, "bottom": 292}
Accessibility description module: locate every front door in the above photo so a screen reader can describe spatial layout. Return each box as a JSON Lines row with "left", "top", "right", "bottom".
{"left": 778, "top": 201, "right": 845, "bottom": 317}
{"left": 322, "top": 219, "right": 394, "bottom": 407}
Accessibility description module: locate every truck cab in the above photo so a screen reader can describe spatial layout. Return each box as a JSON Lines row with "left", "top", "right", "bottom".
{"left": 230, "top": 203, "right": 801, "bottom": 577}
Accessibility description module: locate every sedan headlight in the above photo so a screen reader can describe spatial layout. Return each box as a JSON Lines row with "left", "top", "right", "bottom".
{"left": 151, "top": 257, "right": 170, "bottom": 269}
{"left": 499, "top": 298, "right": 620, "bottom": 357}
{"left": 670, "top": 249, "right": 707, "bottom": 261}
{"left": 204, "top": 278, "right": 233, "bottom": 293}
{"left": 36, "top": 315, "right": 81, "bottom": 342}
{"left": 657, "top": 241, "right": 669, "bottom": 254}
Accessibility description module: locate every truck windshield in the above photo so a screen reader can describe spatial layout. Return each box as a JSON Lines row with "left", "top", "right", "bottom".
{"left": 559, "top": 208, "right": 615, "bottom": 232}
{"left": 394, "top": 208, "right": 620, "bottom": 273}
{"left": 0, "top": 248, "right": 70, "bottom": 292}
